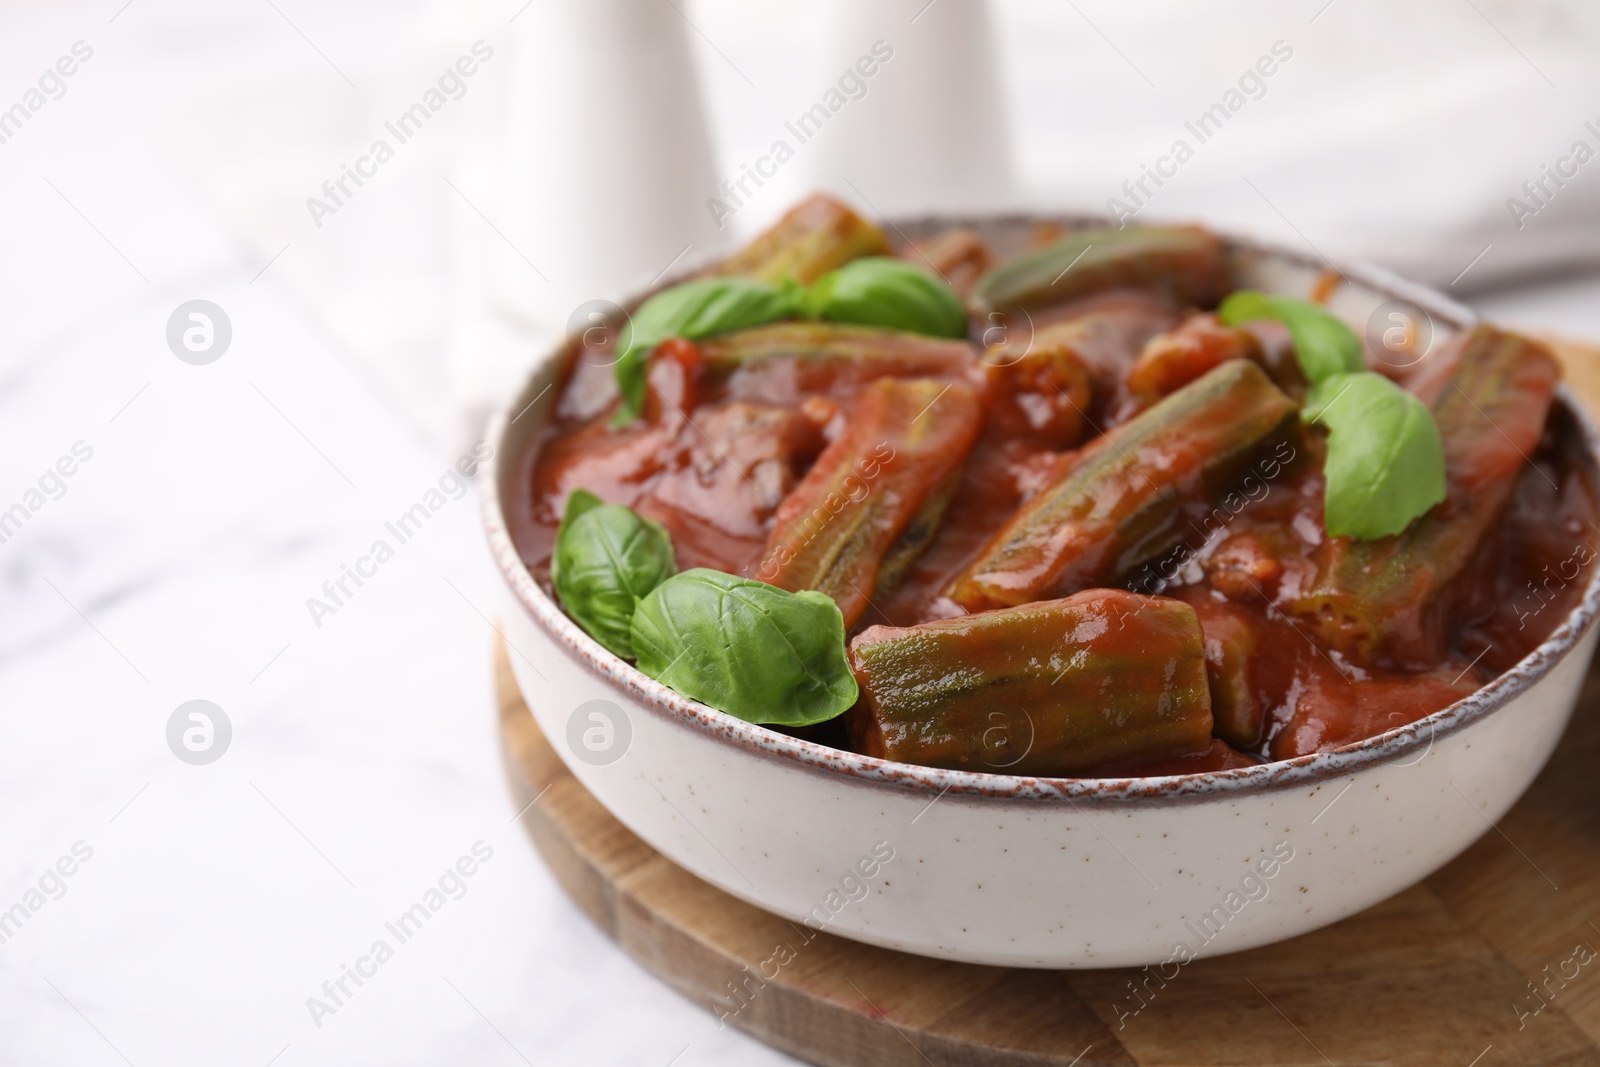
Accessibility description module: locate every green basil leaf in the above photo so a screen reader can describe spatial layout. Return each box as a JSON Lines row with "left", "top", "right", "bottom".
{"left": 805, "top": 257, "right": 968, "bottom": 339}
{"left": 1218, "top": 290, "right": 1364, "bottom": 385}
{"left": 1304, "top": 371, "right": 1447, "bottom": 540}
{"left": 550, "top": 490, "right": 677, "bottom": 659}
{"left": 630, "top": 569, "right": 858, "bottom": 727}
{"left": 612, "top": 277, "right": 804, "bottom": 426}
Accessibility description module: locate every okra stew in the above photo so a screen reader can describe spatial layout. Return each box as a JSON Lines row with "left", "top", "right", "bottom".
{"left": 508, "top": 194, "right": 1598, "bottom": 779}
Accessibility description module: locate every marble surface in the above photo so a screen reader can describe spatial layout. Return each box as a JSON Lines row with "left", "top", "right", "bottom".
{"left": 3, "top": 1, "right": 1600, "bottom": 1065}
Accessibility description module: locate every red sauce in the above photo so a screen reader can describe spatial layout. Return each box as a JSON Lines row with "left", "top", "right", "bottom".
{"left": 509, "top": 288, "right": 1597, "bottom": 773}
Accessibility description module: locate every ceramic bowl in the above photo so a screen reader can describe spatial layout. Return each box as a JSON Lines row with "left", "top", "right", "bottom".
{"left": 481, "top": 215, "right": 1600, "bottom": 968}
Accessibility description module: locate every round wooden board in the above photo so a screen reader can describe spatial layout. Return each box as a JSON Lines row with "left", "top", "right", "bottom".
{"left": 498, "top": 337, "right": 1600, "bottom": 1067}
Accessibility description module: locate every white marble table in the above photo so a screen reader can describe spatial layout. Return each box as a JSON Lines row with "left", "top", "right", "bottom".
{"left": 3, "top": 2, "right": 1600, "bottom": 1065}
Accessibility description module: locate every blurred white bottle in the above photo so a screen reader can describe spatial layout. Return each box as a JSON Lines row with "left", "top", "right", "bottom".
{"left": 806, "top": 0, "right": 1014, "bottom": 216}
{"left": 494, "top": 0, "right": 723, "bottom": 330}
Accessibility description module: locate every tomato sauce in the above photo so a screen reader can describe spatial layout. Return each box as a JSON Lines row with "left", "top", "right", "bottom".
{"left": 509, "top": 273, "right": 1598, "bottom": 772}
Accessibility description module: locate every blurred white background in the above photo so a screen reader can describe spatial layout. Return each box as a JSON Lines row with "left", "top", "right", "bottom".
{"left": 3, "top": 1, "right": 1600, "bottom": 1064}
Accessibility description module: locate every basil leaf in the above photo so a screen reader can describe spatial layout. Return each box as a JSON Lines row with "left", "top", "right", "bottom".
{"left": 1305, "top": 371, "right": 1447, "bottom": 540}
{"left": 612, "top": 278, "right": 803, "bottom": 426}
{"left": 1218, "top": 291, "right": 1364, "bottom": 385}
{"left": 550, "top": 489, "right": 677, "bottom": 659}
{"left": 805, "top": 257, "right": 968, "bottom": 339}
{"left": 1223, "top": 293, "right": 1445, "bottom": 539}
{"left": 630, "top": 569, "right": 858, "bottom": 727}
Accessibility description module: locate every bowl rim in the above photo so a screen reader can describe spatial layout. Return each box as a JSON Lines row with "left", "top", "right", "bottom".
{"left": 480, "top": 212, "right": 1600, "bottom": 807}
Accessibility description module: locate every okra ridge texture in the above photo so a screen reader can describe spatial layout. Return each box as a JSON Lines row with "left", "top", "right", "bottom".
{"left": 848, "top": 589, "right": 1214, "bottom": 776}
{"left": 1282, "top": 325, "right": 1562, "bottom": 669}
{"left": 972, "top": 225, "right": 1231, "bottom": 316}
{"left": 758, "top": 377, "right": 983, "bottom": 629}
{"left": 950, "top": 359, "right": 1298, "bottom": 612}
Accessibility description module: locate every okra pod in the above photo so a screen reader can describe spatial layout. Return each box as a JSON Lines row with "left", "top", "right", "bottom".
{"left": 1126, "top": 313, "right": 1265, "bottom": 402}
{"left": 973, "top": 226, "right": 1230, "bottom": 316}
{"left": 874, "top": 476, "right": 961, "bottom": 597}
{"left": 1002, "top": 292, "right": 1183, "bottom": 414}
{"left": 981, "top": 331, "right": 1093, "bottom": 449}
{"left": 899, "top": 228, "right": 995, "bottom": 298}
{"left": 703, "top": 194, "right": 890, "bottom": 285}
{"left": 848, "top": 589, "right": 1214, "bottom": 775}
{"left": 1284, "top": 326, "right": 1561, "bottom": 668}
{"left": 950, "top": 359, "right": 1297, "bottom": 611}
{"left": 1180, "top": 590, "right": 1265, "bottom": 750}
{"left": 758, "top": 378, "right": 982, "bottom": 628}
{"left": 701, "top": 322, "right": 977, "bottom": 404}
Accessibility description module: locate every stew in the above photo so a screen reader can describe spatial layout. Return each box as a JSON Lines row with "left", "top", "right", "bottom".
{"left": 509, "top": 193, "right": 1597, "bottom": 777}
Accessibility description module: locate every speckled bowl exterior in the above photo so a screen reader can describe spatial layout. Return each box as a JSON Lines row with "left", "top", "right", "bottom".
{"left": 481, "top": 216, "right": 1600, "bottom": 968}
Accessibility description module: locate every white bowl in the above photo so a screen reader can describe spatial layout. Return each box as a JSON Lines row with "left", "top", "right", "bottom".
{"left": 481, "top": 216, "right": 1600, "bottom": 968}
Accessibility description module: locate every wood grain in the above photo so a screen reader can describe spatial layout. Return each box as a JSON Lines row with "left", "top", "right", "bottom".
{"left": 498, "top": 335, "right": 1600, "bottom": 1066}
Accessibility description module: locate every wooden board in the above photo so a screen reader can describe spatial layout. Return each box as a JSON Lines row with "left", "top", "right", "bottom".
{"left": 499, "top": 337, "right": 1600, "bottom": 1067}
